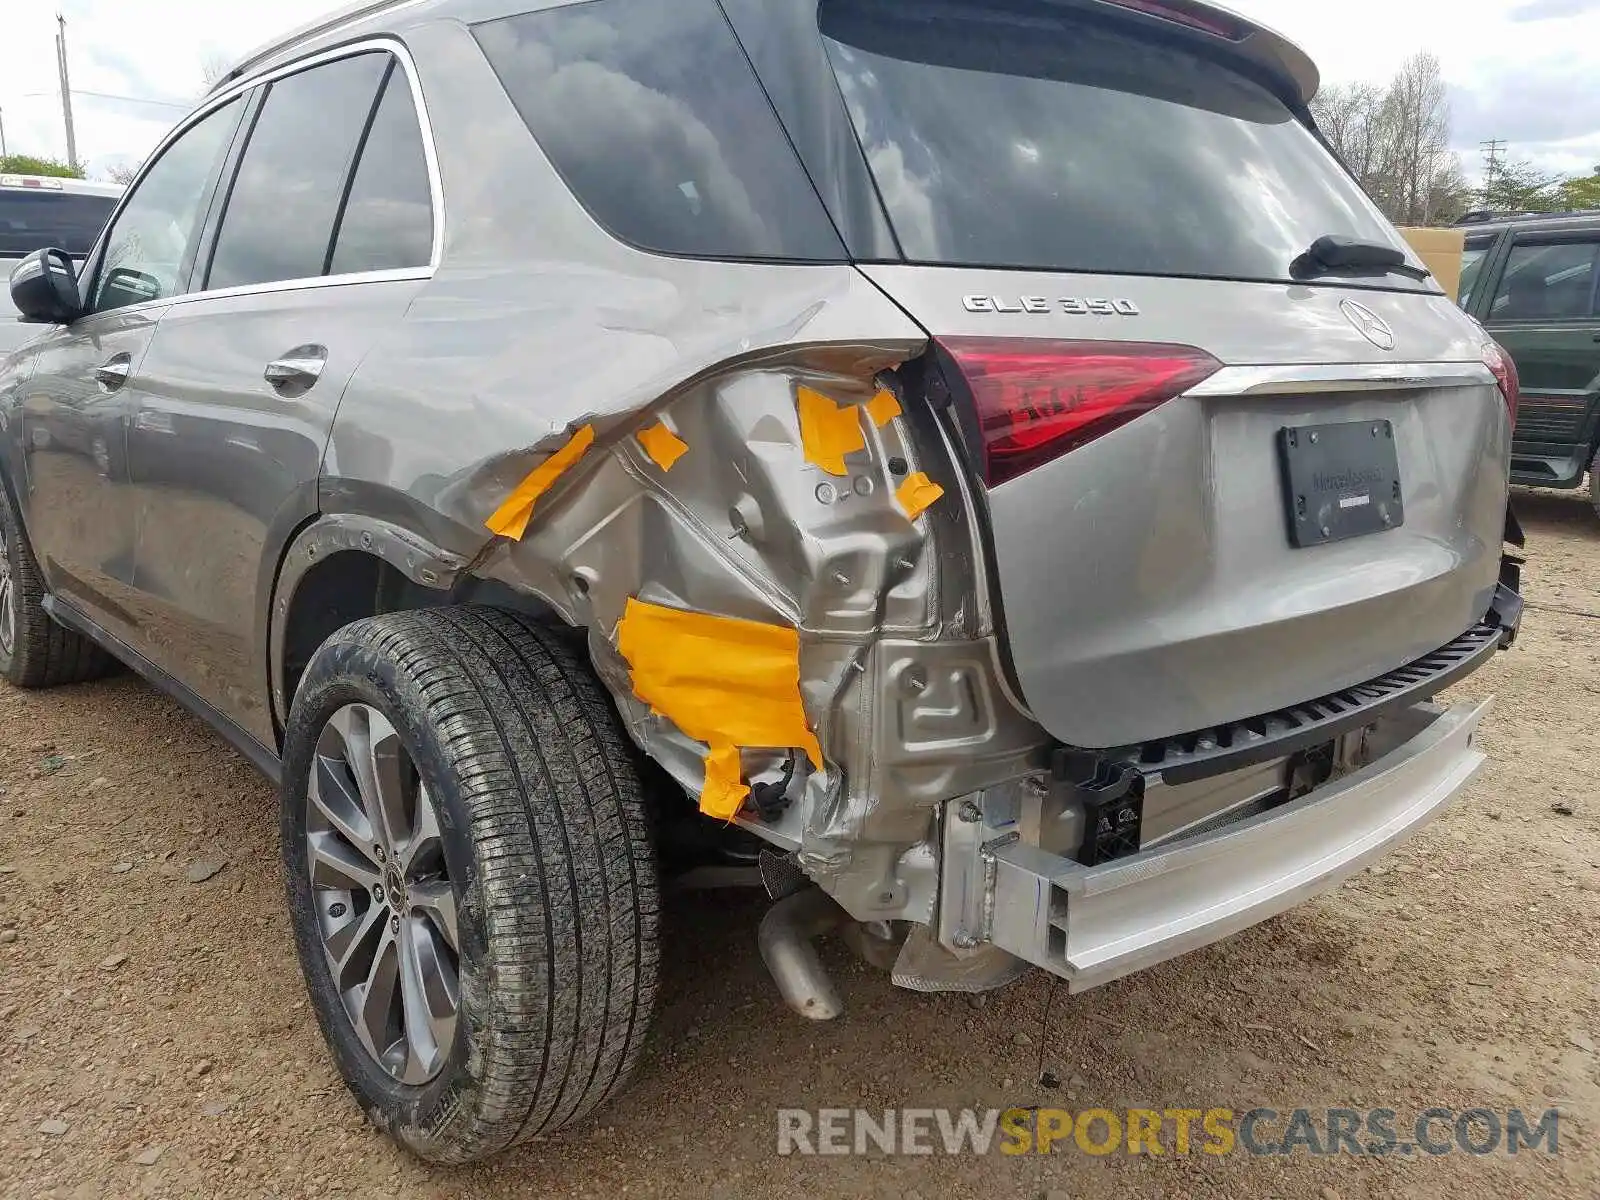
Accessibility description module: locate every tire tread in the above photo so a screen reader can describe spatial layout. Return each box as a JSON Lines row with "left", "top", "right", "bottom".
{"left": 283, "top": 605, "right": 658, "bottom": 1164}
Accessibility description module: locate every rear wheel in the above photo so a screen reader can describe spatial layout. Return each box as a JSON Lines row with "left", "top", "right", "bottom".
{"left": 0, "top": 487, "right": 113, "bottom": 687}
{"left": 1588, "top": 446, "right": 1600, "bottom": 520}
{"left": 280, "top": 606, "right": 659, "bottom": 1163}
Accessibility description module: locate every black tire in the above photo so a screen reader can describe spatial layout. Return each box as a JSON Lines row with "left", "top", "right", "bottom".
{"left": 280, "top": 606, "right": 660, "bottom": 1164}
{"left": 0, "top": 486, "right": 113, "bottom": 687}
{"left": 1588, "top": 446, "right": 1600, "bottom": 520}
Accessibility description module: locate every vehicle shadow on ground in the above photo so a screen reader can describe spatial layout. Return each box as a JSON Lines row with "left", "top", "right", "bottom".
{"left": 1512, "top": 485, "right": 1600, "bottom": 539}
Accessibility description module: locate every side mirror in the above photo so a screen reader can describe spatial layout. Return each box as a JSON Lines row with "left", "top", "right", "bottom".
{"left": 9, "top": 248, "right": 84, "bottom": 325}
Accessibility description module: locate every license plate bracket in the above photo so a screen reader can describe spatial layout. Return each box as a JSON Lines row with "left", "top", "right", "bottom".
{"left": 1278, "top": 419, "right": 1403, "bottom": 548}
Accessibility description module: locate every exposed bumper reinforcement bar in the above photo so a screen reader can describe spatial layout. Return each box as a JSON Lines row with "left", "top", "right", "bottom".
{"left": 1097, "top": 615, "right": 1507, "bottom": 787}
{"left": 983, "top": 698, "right": 1490, "bottom": 992}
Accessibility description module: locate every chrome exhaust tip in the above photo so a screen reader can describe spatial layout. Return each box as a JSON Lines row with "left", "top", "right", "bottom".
{"left": 757, "top": 886, "right": 847, "bottom": 1021}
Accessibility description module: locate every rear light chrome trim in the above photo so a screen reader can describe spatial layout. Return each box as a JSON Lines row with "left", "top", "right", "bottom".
{"left": 1185, "top": 361, "right": 1498, "bottom": 397}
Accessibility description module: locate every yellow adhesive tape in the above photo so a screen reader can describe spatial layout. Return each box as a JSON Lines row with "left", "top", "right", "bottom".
{"left": 896, "top": 472, "right": 944, "bottom": 521}
{"left": 866, "top": 388, "right": 902, "bottom": 427}
{"left": 699, "top": 743, "right": 747, "bottom": 822}
{"left": 485, "top": 424, "right": 596, "bottom": 540}
{"left": 637, "top": 420, "right": 688, "bottom": 471}
{"left": 797, "top": 386, "right": 866, "bottom": 476}
{"left": 615, "top": 597, "right": 824, "bottom": 819}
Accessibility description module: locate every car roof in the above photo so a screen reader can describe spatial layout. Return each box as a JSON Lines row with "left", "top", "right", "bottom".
{"left": 212, "top": 0, "right": 1321, "bottom": 104}
{"left": 1456, "top": 210, "right": 1600, "bottom": 238}
{"left": 0, "top": 174, "right": 122, "bottom": 198}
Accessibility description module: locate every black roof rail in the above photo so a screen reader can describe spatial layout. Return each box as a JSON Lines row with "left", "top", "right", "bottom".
{"left": 1455, "top": 208, "right": 1600, "bottom": 227}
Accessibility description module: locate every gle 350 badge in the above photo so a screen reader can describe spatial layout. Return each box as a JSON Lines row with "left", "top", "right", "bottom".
{"left": 963, "top": 295, "right": 1142, "bottom": 315}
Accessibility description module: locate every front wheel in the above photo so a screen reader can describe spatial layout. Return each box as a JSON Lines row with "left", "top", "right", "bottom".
{"left": 280, "top": 606, "right": 660, "bottom": 1163}
{"left": 0, "top": 487, "right": 113, "bottom": 687}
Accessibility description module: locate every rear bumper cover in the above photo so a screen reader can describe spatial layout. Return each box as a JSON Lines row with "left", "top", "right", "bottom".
{"left": 976, "top": 697, "right": 1490, "bottom": 991}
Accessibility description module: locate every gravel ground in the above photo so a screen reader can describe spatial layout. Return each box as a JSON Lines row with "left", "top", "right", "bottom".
{"left": 0, "top": 489, "right": 1596, "bottom": 1200}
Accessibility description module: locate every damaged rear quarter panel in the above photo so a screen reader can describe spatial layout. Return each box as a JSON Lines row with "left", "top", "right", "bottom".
{"left": 312, "top": 18, "right": 1050, "bottom": 923}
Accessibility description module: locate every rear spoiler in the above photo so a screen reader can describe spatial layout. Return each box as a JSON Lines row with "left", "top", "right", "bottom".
{"left": 1074, "top": 0, "right": 1319, "bottom": 104}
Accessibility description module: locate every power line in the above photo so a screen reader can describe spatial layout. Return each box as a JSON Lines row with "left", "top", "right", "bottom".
{"left": 20, "top": 89, "right": 190, "bottom": 111}
{"left": 68, "top": 89, "right": 190, "bottom": 110}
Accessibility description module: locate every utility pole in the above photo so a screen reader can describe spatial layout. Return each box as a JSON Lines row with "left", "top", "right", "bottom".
{"left": 0, "top": 107, "right": 7, "bottom": 159}
{"left": 56, "top": 13, "right": 78, "bottom": 170}
{"left": 1480, "top": 138, "right": 1507, "bottom": 207}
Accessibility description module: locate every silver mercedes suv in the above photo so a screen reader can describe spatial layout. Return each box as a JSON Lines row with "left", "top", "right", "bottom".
{"left": 0, "top": 0, "right": 1522, "bottom": 1165}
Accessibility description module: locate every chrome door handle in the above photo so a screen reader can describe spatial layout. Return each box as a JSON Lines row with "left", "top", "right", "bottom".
{"left": 94, "top": 354, "right": 132, "bottom": 391}
{"left": 263, "top": 345, "right": 328, "bottom": 393}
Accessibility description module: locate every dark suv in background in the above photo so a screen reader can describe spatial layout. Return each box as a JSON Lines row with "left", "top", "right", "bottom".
{"left": 1458, "top": 210, "right": 1600, "bottom": 511}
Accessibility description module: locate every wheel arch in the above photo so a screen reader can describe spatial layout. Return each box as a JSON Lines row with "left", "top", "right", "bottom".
{"left": 267, "top": 513, "right": 566, "bottom": 740}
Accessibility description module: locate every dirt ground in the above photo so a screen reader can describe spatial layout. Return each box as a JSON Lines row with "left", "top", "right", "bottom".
{"left": 1, "top": 491, "right": 1596, "bottom": 1200}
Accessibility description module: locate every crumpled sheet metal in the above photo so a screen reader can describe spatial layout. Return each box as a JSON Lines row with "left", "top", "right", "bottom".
{"left": 891, "top": 925, "right": 1032, "bottom": 994}
{"left": 615, "top": 596, "right": 824, "bottom": 820}
{"left": 474, "top": 351, "right": 1048, "bottom": 925}
{"left": 484, "top": 424, "right": 595, "bottom": 539}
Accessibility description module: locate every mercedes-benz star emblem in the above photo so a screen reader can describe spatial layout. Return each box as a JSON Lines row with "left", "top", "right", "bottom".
{"left": 1339, "top": 299, "right": 1396, "bottom": 351}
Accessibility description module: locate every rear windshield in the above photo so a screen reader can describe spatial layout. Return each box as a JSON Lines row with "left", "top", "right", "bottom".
{"left": 0, "top": 189, "right": 117, "bottom": 257}
{"left": 820, "top": 0, "right": 1420, "bottom": 286}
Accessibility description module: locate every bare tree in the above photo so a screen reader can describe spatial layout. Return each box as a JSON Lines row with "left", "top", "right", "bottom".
{"left": 105, "top": 162, "right": 138, "bottom": 186}
{"left": 1312, "top": 53, "right": 1471, "bottom": 226}
{"left": 198, "top": 51, "right": 231, "bottom": 96}
{"left": 1311, "top": 81, "right": 1387, "bottom": 192}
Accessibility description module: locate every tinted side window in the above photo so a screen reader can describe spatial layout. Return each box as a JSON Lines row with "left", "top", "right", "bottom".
{"left": 328, "top": 66, "right": 434, "bottom": 275}
{"left": 474, "top": 0, "right": 844, "bottom": 261}
{"left": 1491, "top": 241, "right": 1600, "bottom": 321}
{"left": 207, "top": 53, "right": 388, "bottom": 291}
{"left": 90, "top": 99, "right": 240, "bottom": 313}
{"left": 1457, "top": 237, "right": 1495, "bottom": 310}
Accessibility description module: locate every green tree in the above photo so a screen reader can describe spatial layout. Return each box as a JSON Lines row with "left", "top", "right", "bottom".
{"left": 0, "top": 154, "right": 84, "bottom": 180}
{"left": 1481, "top": 158, "right": 1563, "bottom": 213}
{"left": 1556, "top": 166, "right": 1600, "bottom": 211}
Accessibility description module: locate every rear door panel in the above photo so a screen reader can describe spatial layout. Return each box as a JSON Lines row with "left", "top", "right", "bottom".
{"left": 126, "top": 281, "right": 421, "bottom": 737}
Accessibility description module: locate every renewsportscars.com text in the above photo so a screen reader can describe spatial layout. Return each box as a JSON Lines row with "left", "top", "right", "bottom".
{"left": 776, "top": 1107, "right": 1561, "bottom": 1157}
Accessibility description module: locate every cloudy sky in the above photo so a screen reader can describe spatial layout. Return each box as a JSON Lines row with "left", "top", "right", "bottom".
{"left": 1, "top": 0, "right": 1597, "bottom": 183}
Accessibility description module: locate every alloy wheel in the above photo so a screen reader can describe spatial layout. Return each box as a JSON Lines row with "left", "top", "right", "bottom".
{"left": 0, "top": 541, "right": 15, "bottom": 658}
{"left": 306, "top": 703, "right": 459, "bottom": 1085}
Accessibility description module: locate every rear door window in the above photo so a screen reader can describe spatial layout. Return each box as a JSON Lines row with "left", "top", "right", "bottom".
{"left": 0, "top": 189, "right": 117, "bottom": 257}
{"left": 327, "top": 64, "right": 434, "bottom": 276}
{"left": 206, "top": 52, "right": 389, "bottom": 291}
{"left": 819, "top": 0, "right": 1418, "bottom": 286}
{"left": 1489, "top": 240, "right": 1600, "bottom": 321}
{"left": 473, "top": 0, "right": 845, "bottom": 261}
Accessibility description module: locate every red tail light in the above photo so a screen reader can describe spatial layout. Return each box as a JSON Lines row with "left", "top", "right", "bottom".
{"left": 1481, "top": 338, "right": 1519, "bottom": 430}
{"left": 939, "top": 337, "right": 1221, "bottom": 487}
